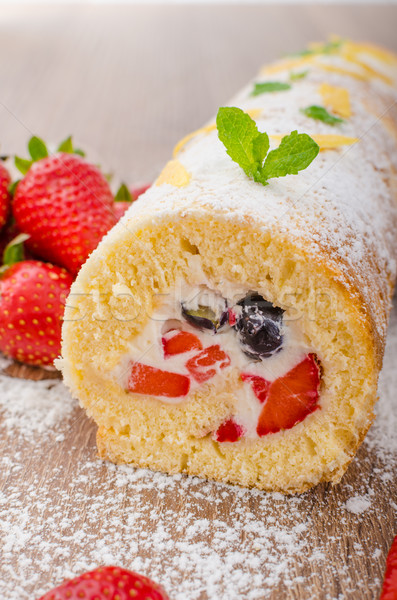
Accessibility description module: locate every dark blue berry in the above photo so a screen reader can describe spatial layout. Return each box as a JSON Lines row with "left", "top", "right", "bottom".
{"left": 181, "top": 302, "right": 228, "bottom": 333}
{"left": 234, "top": 293, "right": 283, "bottom": 359}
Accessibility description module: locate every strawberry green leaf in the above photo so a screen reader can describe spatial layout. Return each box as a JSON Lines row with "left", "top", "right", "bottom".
{"left": 115, "top": 183, "right": 133, "bottom": 203}
{"left": 2, "top": 233, "right": 30, "bottom": 268}
{"left": 301, "top": 105, "right": 344, "bottom": 125}
{"left": 74, "top": 148, "right": 86, "bottom": 157}
{"left": 28, "top": 136, "right": 48, "bottom": 161}
{"left": 216, "top": 107, "right": 261, "bottom": 179}
{"left": 8, "top": 180, "right": 20, "bottom": 197}
{"left": 14, "top": 156, "right": 33, "bottom": 175}
{"left": 262, "top": 131, "right": 319, "bottom": 180}
{"left": 251, "top": 82, "right": 291, "bottom": 96}
{"left": 57, "top": 135, "right": 74, "bottom": 153}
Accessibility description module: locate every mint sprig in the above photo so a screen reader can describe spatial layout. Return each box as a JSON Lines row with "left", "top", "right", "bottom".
{"left": 251, "top": 81, "right": 291, "bottom": 96}
{"left": 301, "top": 105, "right": 344, "bottom": 126}
{"left": 216, "top": 107, "right": 319, "bottom": 186}
{"left": 289, "top": 39, "right": 343, "bottom": 58}
{"left": 289, "top": 70, "right": 308, "bottom": 81}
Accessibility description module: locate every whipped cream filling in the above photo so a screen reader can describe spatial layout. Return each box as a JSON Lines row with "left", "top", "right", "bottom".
{"left": 112, "top": 276, "right": 313, "bottom": 440}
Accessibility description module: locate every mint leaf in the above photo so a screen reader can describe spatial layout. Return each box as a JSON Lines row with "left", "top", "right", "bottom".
{"left": 301, "top": 105, "right": 344, "bottom": 126}
{"left": 262, "top": 131, "right": 319, "bottom": 180}
{"left": 251, "top": 82, "right": 291, "bottom": 96}
{"left": 14, "top": 156, "right": 32, "bottom": 175}
{"left": 115, "top": 183, "right": 132, "bottom": 203}
{"left": 28, "top": 136, "right": 48, "bottom": 161}
{"left": 290, "top": 70, "right": 308, "bottom": 81}
{"left": 57, "top": 135, "right": 74, "bottom": 153}
{"left": 216, "top": 107, "right": 260, "bottom": 179}
{"left": 251, "top": 132, "right": 269, "bottom": 165}
{"left": 289, "top": 39, "right": 343, "bottom": 58}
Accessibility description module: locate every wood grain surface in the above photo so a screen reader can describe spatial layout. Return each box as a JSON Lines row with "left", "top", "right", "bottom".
{"left": 0, "top": 4, "right": 397, "bottom": 599}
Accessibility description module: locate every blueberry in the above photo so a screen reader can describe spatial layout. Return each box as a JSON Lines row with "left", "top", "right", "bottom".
{"left": 181, "top": 289, "right": 228, "bottom": 333}
{"left": 234, "top": 293, "right": 283, "bottom": 359}
{"left": 181, "top": 304, "right": 228, "bottom": 333}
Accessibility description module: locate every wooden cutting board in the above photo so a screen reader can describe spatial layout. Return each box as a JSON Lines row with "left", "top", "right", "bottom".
{"left": 0, "top": 5, "right": 396, "bottom": 599}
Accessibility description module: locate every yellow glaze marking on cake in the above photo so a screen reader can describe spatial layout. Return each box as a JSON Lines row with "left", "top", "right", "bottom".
{"left": 318, "top": 83, "right": 352, "bottom": 118}
{"left": 341, "top": 49, "right": 393, "bottom": 85}
{"left": 155, "top": 160, "right": 191, "bottom": 187}
{"left": 270, "top": 134, "right": 359, "bottom": 150}
{"left": 173, "top": 109, "right": 262, "bottom": 157}
{"left": 314, "top": 62, "right": 369, "bottom": 81}
{"left": 261, "top": 56, "right": 313, "bottom": 75}
{"left": 345, "top": 41, "right": 397, "bottom": 66}
{"left": 173, "top": 125, "right": 216, "bottom": 157}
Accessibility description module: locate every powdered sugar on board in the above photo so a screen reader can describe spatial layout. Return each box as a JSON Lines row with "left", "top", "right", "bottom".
{"left": 0, "top": 303, "right": 396, "bottom": 599}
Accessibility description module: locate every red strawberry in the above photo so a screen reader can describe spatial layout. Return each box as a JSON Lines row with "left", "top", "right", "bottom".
{"left": 186, "top": 345, "right": 231, "bottom": 383}
{"left": 13, "top": 139, "right": 116, "bottom": 275}
{"left": 242, "top": 353, "right": 320, "bottom": 436}
{"left": 0, "top": 162, "right": 11, "bottom": 231}
{"left": 214, "top": 418, "right": 245, "bottom": 442}
{"left": 113, "top": 201, "right": 131, "bottom": 221}
{"left": 113, "top": 182, "right": 151, "bottom": 221}
{"left": 128, "top": 362, "right": 190, "bottom": 397}
{"left": 0, "top": 259, "right": 73, "bottom": 366}
{"left": 37, "top": 565, "right": 169, "bottom": 600}
{"left": 380, "top": 535, "right": 397, "bottom": 600}
{"left": 162, "top": 330, "right": 203, "bottom": 358}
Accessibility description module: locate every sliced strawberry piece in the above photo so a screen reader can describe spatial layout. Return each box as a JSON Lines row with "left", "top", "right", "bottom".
{"left": 162, "top": 329, "right": 203, "bottom": 358}
{"left": 380, "top": 535, "right": 397, "bottom": 600}
{"left": 214, "top": 418, "right": 245, "bottom": 442}
{"left": 243, "top": 354, "right": 320, "bottom": 436}
{"left": 128, "top": 362, "right": 190, "bottom": 398}
{"left": 228, "top": 308, "right": 236, "bottom": 326}
{"left": 186, "top": 344, "right": 231, "bottom": 383}
{"left": 241, "top": 373, "right": 271, "bottom": 403}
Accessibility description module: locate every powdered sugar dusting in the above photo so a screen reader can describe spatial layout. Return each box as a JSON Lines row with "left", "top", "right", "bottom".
{"left": 0, "top": 298, "right": 396, "bottom": 598}
{"left": 0, "top": 356, "right": 76, "bottom": 439}
{"left": 345, "top": 495, "right": 372, "bottom": 515}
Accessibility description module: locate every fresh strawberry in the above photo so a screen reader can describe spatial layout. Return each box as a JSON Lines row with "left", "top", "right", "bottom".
{"left": 113, "top": 201, "right": 131, "bottom": 221}
{"left": 380, "top": 535, "right": 397, "bottom": 600}
{"left": 242, "top": 353, "right": 320, "bottom": 436}
{"left": 37, "top": 565, "right": 169, "bottom": 600}
{"left": 214, "top": 418, "right": 245, "bottom": 442}
{"left": 162, "top": 330, "right": 203, "bottom": 358}
{"left": 128, "top": 362, "right": 190, "bottom": 397}
{"left": 186, "top": 345, "right": 231, "bottom": 383}
{"left": 0, "top": 257, "right": 73, "bottom": 366}
{"left": 0, "top": 161, "right": 11, "bottom": 231}
{"left": 13, "top": 136, "right": 116, "bottom": 275}
{"left": 113, "top": 182, "right": 151, "bottom": 221}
